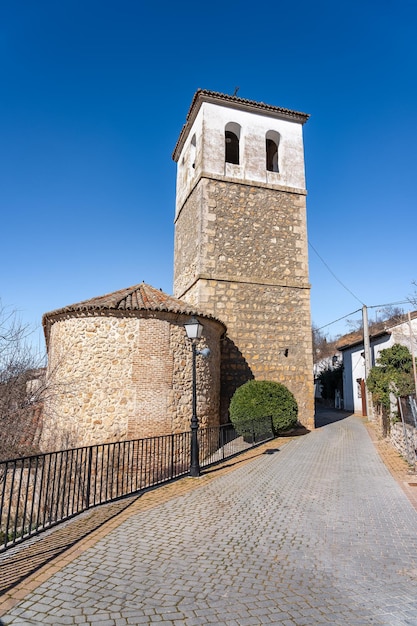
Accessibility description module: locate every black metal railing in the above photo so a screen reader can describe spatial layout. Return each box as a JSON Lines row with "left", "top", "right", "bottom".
{"left": 0, "top": 419, "right": 274, "bottom": 551}
{"left": 398, "top": 394, "right": 417, "bottom": 428}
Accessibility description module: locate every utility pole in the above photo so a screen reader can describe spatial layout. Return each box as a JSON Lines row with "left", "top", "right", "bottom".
{"left": 407, "top": 311, "right": 417, "bottom": 397}
{"left": 362, "top": 305, "right": 373, "bottom": 418}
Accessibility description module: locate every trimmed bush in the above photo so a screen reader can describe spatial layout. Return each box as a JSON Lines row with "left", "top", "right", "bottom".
{"left": 229, "top": 380, "right": 298, "bottom": 436}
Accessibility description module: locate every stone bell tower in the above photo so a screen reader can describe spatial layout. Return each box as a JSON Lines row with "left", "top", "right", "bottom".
{"left": 172, "top": 90, "right": 314, "bottom": 429}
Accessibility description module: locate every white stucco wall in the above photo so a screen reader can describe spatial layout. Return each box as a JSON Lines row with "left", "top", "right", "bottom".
{"left": 391, "top": 318, "right": 417, "bottom": 355}
{"left": 175, "top": 101, "right": 306, "bottom": 216}
{"left": 342, "top": 334, "right": 392, "bottom": 413}
{"left": 341, "top": 319, "right": 417, "bottom": 413}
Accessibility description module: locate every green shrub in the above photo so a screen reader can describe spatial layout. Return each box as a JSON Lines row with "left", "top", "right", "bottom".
{"left": 229, "top": 380, "right": 298, "bottom": 436}
{"left": 367, "top": 343, "right": 415, "bottom": 410}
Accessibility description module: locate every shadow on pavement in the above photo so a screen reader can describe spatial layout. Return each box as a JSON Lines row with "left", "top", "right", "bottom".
{"left": 0, "top": 411, "right": 345, "bottom": 601}
{"left": 0, "top": 493, "right": 142, "bottom": 597}
{"left": 314, "top": 405, "right": 354, "bottom": 428}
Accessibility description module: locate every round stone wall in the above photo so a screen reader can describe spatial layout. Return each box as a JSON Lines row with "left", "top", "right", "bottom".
{"left": 41, "top": 310, "right": 223, "bottom": 452}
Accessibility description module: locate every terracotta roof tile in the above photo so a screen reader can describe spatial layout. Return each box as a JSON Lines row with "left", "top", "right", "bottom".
{"left": 336, "top": 310, "right": 417, "bottom": 351}
{"left": 42, "top": 283, "right": 226, "bottom": 343}
{"left": 188, "top": 89, "right": 309, "bottom": 121}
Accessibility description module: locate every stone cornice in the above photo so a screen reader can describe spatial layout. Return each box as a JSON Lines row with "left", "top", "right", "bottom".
{"left": 177, "top": 274, "right": 311, "bottom": 300}
{"left": 174, "top": 173, "right": 307, "bottom": 224}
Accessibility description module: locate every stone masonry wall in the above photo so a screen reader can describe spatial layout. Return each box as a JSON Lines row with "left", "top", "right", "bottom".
{"left": 174, "top": 177, "right": 314, "bottom": 429}
{"left": 174, "top": 177, "right": 309, "bottom": 296}
{"left": 41, "top": 311, "right": 223, "bottom": 452}
{"left": 390, "top": 422, "right": 417, "bottom": 465}
{"left": 187, "top": 279, "right": 314, "bottom": 427}
{"left": 174, "top": 182, "right": 202, "bottom": 299}
{"left": 169, "top": 318, "right": 222, "bottom": 432}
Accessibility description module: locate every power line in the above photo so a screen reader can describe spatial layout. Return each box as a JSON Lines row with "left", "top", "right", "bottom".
{"left": 368, "top": 300, "right": 411, "bottom": 310}
{"left": 309, "top": 240, "right": 416, "bottom": 332}
{"left": 309, "top": 240, "right": 365, "bottom": 306}
{"left": 316, "top": 308, "right": 362, "bottom": 331}
{"left": 317, "top": 300, "right": 414, "bottom": 333}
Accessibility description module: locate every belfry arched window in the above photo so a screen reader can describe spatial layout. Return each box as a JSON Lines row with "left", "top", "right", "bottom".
{"left": 266, "top": 130, "right": 280, "bottom": 172}
{"left": 190, "top": 134, "right": 196, "bottom": 170}
{"left": 225, "top": 122, "right": 241, "bottom": 165}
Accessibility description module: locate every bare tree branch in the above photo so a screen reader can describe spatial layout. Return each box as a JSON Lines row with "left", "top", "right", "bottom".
{"left": 0, "top": 300, "right": 46, "bottom": 461}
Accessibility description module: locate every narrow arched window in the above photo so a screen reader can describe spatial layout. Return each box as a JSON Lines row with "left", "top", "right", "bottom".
{"left": 225, "top": 123, "right": 240, "bottom": 165}
{"left": 190, "top": 134, "right": 196, "bottom": 170}
{"left": 266, "top": 138, "right": 278, "bottom": 171}
{"left": 266, "top": 131, "right": 280, "bottom": 172}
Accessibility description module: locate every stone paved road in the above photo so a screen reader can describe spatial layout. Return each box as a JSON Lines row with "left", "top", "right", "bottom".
{"left": 1, "top": 415, "right": 417, "bottom": 625}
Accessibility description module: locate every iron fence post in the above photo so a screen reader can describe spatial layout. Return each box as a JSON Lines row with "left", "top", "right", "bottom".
{"left": 86, "top": 447, "right": 93, "bottom": 509}
{"left": 170, "top": 433, "right": 175, "bottom": 479}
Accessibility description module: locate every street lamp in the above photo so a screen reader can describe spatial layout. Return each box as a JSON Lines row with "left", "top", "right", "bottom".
{"left": 184, "top": 317, "right": 210, "bottom": 477}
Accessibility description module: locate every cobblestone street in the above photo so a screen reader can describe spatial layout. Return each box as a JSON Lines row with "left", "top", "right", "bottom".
{"left": 1, "top": 413, "right": 417, "bottom": 625}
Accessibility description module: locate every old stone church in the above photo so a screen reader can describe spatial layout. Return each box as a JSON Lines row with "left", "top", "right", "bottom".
{"left": 40, "top": 90, "right": 314, "bottom": 452}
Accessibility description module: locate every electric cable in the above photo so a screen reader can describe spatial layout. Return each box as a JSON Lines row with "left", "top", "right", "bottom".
{"left": 368, "top": 300, "right": 411, "bottom": 310}
{"left": 316, "top": 309, "right": 362, "bottom": 332}
{"left": 317, "top": 300, "right": 414, "bottom": 333}
{"left": 309, "top": 240, "right": 365, "bottom": 306}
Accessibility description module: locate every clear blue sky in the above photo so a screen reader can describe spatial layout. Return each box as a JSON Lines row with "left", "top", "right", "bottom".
{"left": 1, "top": 0, "right": 416, "bottom": 351}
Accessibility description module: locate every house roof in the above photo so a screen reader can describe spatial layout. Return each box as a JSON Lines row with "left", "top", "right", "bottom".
{"left": 336, "top": 324, "right": 389, "bottom": 351}
{"left": 42, "top": 282, "right": 226, "bottom": 344}
{"left": 336, "top": 310, "right": 417, "bottom": 351}
{"left": 172, "top": 89, "right": 310, "bottom": 162}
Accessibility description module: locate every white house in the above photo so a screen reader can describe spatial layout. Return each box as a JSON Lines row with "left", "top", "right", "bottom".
{"left": 337, "top": 312, "right": 417, "bottom": 414}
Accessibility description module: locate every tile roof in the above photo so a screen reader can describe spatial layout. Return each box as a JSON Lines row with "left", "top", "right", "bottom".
{"left": 172, "top": 89, "right": 310, "bottom": 162}
{"left": 336, "top": 324, "right": 389, "bottom": 351}
{"left": 336, "top": 310, "right": 417, "bottom": 351}
{"left": 42, "top": 282, "right": 226, "bottom": 343}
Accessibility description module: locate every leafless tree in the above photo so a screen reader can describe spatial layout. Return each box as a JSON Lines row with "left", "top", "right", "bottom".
{"left": 345, "top": 306, "right": 405, "bottom": 334}
{"left": 409, "top": 282, "right": 417, "bottom": 308}
{"left": 312, "top": 325, "right": 339, "bottom": 364}
{"left": 0, "top": 301, "right": 46, "bottom": 461}
{"left": 375, "top": 306, "right": 404, "bottom": 325}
